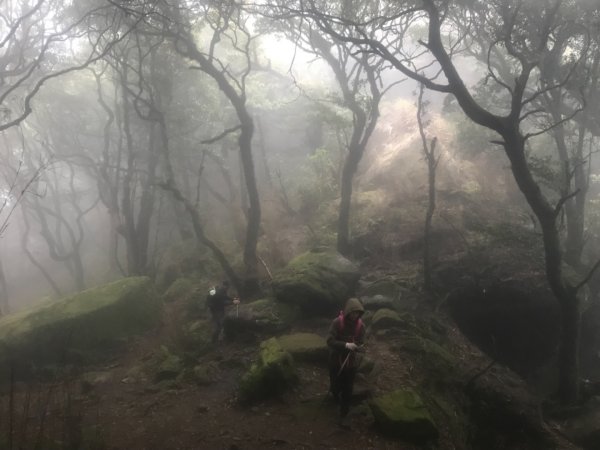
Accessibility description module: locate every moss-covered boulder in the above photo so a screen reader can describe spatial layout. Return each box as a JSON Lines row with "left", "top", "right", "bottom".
{"left": 272, "top": 249, "right": 360, "bottom": 316}
{"left": 238, "top": 337, "right": 298, "bottom": 404}
{"left": 177, "top": 320, "right": 213, "bottom": 355}
{"left": 371, "top": 308, "right": 404, "bottom": 331}
{"left": 0, "top": 277, "right": 161, "bottom": 378}
{"left": 154, "top": 346, "right": 184, "bottom": 382}
{"left": 369, "top": 388, "right": 438, "bottom": 441}
{"left": 399, "top": 336, "right": 459, "bottom": 380}
{"left": 277, "top": 333, "right": 328, "bottom": 363}
{"left": 361, "top": 295, "right": 395, "bottom": 311}
{"left": 360, "top": 279, "right": 402, "bottom": 299}
{"left": 189, "top": 362, "right": 219, "bottom": 386}
{"left": 163, "top": 277, "right": 194, "bottom": 303}
{"left": 224, "top": 298, "right": 299, "bottom": 341}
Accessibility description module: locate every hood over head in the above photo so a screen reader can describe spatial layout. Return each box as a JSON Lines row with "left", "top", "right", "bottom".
{"left": 343, "top": 297, "right": 364, "bottom": 317}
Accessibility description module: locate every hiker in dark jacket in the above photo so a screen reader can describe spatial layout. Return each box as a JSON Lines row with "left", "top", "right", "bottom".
{"left": 207, "top": 280, "right": 239, "bottom": 343}
{"left": 327, "top": 297, "right": 365, "bottom": 421}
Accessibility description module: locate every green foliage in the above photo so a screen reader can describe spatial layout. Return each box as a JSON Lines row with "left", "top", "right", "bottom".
{"left": 527, "top": 153, "right": 561, "bottom": 193}
{"left": 297, "top": 147, "right": 339, "bottom": 208}
{"left": 444, "top": 109, "right": 498, "bottom": 159}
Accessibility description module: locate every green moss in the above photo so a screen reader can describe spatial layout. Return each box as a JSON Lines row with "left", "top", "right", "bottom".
{"left": 401, "top": 336, "right": 458, "bottom": 381}
{"left": 277, "top": 333, "right": 328, "bottom": 363}
{"left": 155, "top": 346, "right": 184, "bottom": 382}
{"left": 369, "top": 388, "right": 438, "bottom": 441}
{"left": 163, "top": 277, "right": 195, "bottom": 303}
{"left": 189, "top": 362, "right": 219, "bottom": 385}
{"left": 0, "top": 277, "right": 161, "bottom": 378}
{"left": 272, "top": 249, "right": 360, "bottom": 315}
{"left": 371, "top": 308, "right": 404, "bottom": 331}
{"left": 224, "top": 298, "right": 299, "bottom": 340}
{"left": 238, "top": 337, "right": 298, "bottom": 404}
{"left": 177, "top": 320, "right": 212, "bottom": 355}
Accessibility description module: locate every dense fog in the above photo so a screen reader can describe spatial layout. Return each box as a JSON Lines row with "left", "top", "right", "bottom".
{"left": 0, "top": 1, "right": 596, "bottom": 316}
{"left": 2, "top": 1, "right": 600, "bottom": 448}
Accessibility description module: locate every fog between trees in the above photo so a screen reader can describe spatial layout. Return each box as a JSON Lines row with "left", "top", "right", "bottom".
{"left": 0, "top": 0, "right": 600, "bottom": 405}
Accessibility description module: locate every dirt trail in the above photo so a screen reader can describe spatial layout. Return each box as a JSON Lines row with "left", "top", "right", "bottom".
{"left": 79, "top": 302, "right": 432, "bottom": 450}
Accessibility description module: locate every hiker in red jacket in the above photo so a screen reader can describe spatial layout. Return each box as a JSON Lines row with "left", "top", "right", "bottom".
{"left": 327, "top": 297, "right": 365, "bottom": 423}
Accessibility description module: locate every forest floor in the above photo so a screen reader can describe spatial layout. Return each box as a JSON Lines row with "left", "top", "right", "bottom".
{"left": 76, "top": 301, "right": 437, "bottom": 450}
{"left": 1, "top": 272, "right": 575, "bottom": 450}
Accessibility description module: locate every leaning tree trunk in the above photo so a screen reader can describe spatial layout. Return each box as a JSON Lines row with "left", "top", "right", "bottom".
{"left": 177, "top": 43, "right": 261, "bottom": 296}
{"left": 503, "top": 130, "right": 580, "bottom": 404}
{"left": 155, "top": 115, "right": 244, "bottom": 294}
{"left": 417, "top": 0, "right": 582, "bottom": 403}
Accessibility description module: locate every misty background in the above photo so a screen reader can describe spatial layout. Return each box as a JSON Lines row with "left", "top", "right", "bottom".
{"left": 0, "top": 0, "right": 597, "bottom": 320}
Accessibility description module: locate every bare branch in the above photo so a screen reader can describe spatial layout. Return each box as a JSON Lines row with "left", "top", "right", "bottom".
{"left": 201, "top": 125, "right": 242, "bottom": 145}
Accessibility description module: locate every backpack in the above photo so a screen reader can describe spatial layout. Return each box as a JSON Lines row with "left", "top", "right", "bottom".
{"left": 336, "top": 310, "right": 364, "bottom": 341}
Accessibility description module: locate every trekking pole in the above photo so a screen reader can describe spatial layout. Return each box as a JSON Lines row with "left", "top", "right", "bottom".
{"left": 337, "top": 344, "right": 365, "bottom": 376}
{"left": 337, "top": 352, "right": 352, "bottom": 377}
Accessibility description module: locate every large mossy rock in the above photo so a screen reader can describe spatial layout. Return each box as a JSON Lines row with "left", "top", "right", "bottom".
{"left": 153, "top": 346, "right": 184, "bottom": 382}
{"left": 277, "top": 333, "right": 328, "bottom": 363}
{"left": 177, "top": 320, "right": 213, "bottom": 355}
{"left": 224, "top": 298, "right": 299, "bottom": 341}
{"left": 0, "top": 277, "right": 161, "bottom": 377}
{"left": 238, "top": 337, "right": 298, "bottom": 404}
{"left": 272, "top": 249, "right": 360, "bottom": 316}
{"left": 369, "top": 388, "right": 438, "bottom": 442}
{"left": 371, "top": 308, "right": 404, "bottom": 331}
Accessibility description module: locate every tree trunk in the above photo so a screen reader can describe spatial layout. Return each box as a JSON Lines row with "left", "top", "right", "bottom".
{"left": 0, "top": 256, "right": 9, "bottom": 315}
{"left": 503, "top": 130, "right": 580, "bottom": 403}
{"left": 173, "top": 36, "right": 262, "bottom": 296}
{"left": 238, "top": 117, "right": 261, "bottom": 295}
{"left": 20, "top": 209, "right": 62, "bottom": 298}
{"left": 133, "top": 121, "right": 158, "bottom": 274}
{"left": 564, "top": 127, "right": 588, "bottom": 267}
{"left": 423, "top": 139, "right": 438, "bottom": 291}
{"left": 119, "top": 64, "right": 141, "bottom": 275}
{"left": 558, "top": 288, "right": 581, "bottom": 404}
{"left": 547, "top": 92, "right": 587, "bottom": 268}
{"left": 336, "top": 148, "right": 360, "bottom": 256}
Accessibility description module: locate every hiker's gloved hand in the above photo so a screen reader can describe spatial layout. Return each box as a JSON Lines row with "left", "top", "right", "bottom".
{"left": 233, "top": 298, "right": 240, "bottom": 305}
{"left": 345, "top": 342, "right": 358, "bottom": 351}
